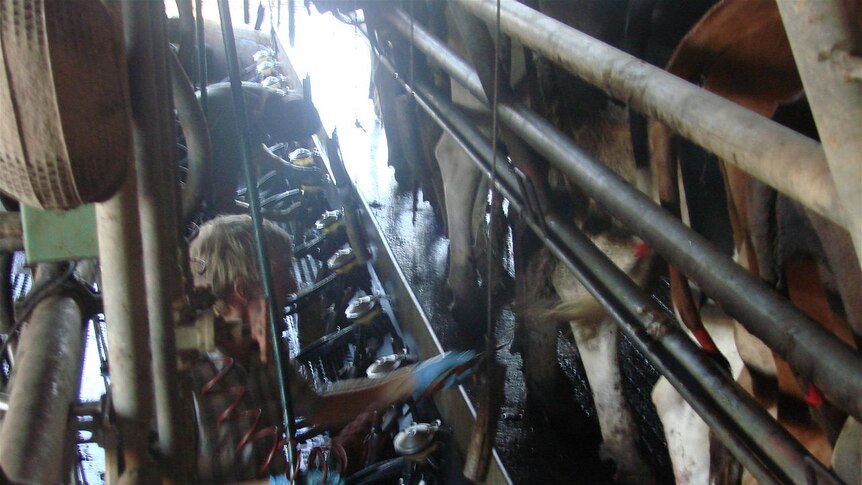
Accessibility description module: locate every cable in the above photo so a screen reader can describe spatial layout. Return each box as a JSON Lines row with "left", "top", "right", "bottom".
{"left": 0, "top": 263, "right": 75, "bottom": 359}
{"left": 199, "top": 356, "right": 299, "bottom": 477}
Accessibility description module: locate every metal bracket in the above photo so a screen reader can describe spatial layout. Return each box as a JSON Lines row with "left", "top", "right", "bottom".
{"left": 12, "top": 263, "right": 102, "bottom": 326}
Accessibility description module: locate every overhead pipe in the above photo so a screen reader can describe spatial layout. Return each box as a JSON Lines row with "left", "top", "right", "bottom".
{"left": 382, "top": 7, "right": 862, "bottom": 424}
{"left": 775, "top": 0, "right": 862, "bottom": 268}
{"left": 217, "top": 0, "right": 299, "bottom": 471}
{"left": 452, "top": 0, "right": 845, "bottom": 232}
{"left": 0, "top": 265, "right": 85, "bottom": 484}
{"left": 170, "top": 49, "right": 211, "bottom": 222}
{"left": 376, "top": 55, "right": 835, "bottom": 484}
{"left": 123, "top": 1, "right": 193, "bottom": 481}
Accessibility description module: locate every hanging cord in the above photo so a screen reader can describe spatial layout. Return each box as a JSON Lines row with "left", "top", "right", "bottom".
{"left": 216, "top": 0, "right": 297, "bottom": 472}
{"left": 408, "top": 0, "right": 415, "bottom": 100}
{"left": 463, "top": 4, "right": 506, "bottom": 480}
{"left": 408, "top": 0, "right": 420, "bottom": 220}
{"left": 485, "top": 0, "right": 502, "bottom": 350}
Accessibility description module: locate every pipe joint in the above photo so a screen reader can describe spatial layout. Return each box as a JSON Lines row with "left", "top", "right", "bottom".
{"left": 175, "top": 310, "right": 217, "bottom": 354}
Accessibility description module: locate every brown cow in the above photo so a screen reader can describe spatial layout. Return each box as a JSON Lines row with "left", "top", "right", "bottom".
{"left": 649, "top": 0, "right": 862, "bottom": 482}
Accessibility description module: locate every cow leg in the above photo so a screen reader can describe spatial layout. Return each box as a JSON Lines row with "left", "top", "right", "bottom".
{"left": 569, "top": 318, "right": 651, "bottom": 483}
{"left": 371, "top": 66, "right": 411, "bottom": 185}
{"left": 434, "top": 132, "right": 485, "bottom": 329}
{"left": 652, "top": 376, "right": 709, "bottom": 485}
{"left": 510, "top": 229, "right": 588, "bottom": 435}
{"left": 653, "top": 302, "right": 744, "bottom": 485}
{"left": 832, "top": 418, "right": 862, "bottom": 485}
{"left": 547, "top": 233, "right": 654, "bottom": 483}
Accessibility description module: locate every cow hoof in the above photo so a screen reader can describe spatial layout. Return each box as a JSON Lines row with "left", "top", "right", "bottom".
{"left": 599, "top": 443, "right": 654, "bottom": 485}
{"left": 443, "top": 297, "right": 486, "bottom": 350}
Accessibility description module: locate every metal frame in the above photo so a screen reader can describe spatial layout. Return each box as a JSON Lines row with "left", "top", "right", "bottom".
{"left": 380, "top": 5, "right": 862, "bottom": 423}
{"left": 369, "top": 4, "right": 862, "bottom": 483}
{"left": 373, "top": 50, "right": 835, "bottom": 485}
{"left": 453, "top": 0, "right": 848, "bottom": 233}
{"left": 123, "top": 2, "right": 192, "bottom": 481}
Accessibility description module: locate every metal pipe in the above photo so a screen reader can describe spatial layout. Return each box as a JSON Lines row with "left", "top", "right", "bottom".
{"left": 96, "top": 173, "right": 159, "bottom": 484}
{"left": 453, "top": 0, "right": 844, "bottom": 231}
{"left": 170, "top": 49, "right": 211, "bottom": 222}
{"left": 217, "top": 0, "right": 298, "bottom": 471}
{"left": 123, "top": 2, "right": 192, "bottom": 481}
{"left": 383, "top": 7, "right": 862, "bottom": 423}
{"left": 195, "top": 0, "right": 208, "bottom": 111}
{"left": 775, "top": 0, "right": 862, "bottom": 268}
{"left": 0, "top": 266, "right": 85, "bottom": 484}
{"left": 380, "top": 59, "right": 832, "bottom": 483}
{"left": 0, "top": 213, "right": 22, "bottom": 252}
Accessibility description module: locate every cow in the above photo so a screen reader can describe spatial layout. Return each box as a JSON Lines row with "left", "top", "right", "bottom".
{"left": 648, "top": 0, "right": 862, "bottom": 482}
{"left": 368, "top": 0, "right": 861, "bottom": 482}
{"left": 368, "top": 1, "right": 710, "bottom": 481}
{"left": 368, "top": 3, "right": 512, "bottom": 344}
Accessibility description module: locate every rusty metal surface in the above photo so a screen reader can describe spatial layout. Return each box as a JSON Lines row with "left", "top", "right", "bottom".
{"left": 0, "top": 285, "right": 84, "bottom": 483}
{"left": 776, "top": 0, "right": 862, "bottom": 269}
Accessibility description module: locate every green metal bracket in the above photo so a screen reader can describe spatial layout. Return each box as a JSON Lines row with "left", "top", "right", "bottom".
{"left": 21, "top": 204, "right": 99, "bottom": 263}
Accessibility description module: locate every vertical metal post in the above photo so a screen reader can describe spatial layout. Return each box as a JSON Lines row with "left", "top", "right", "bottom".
{"left": 121, "top": 0, "right": 192, "bottom": 482}
{"left": 217, "top": 0, "right": 298, "bottom": 471}
{"left": 196, "top": 0, "right": 208, "bottom": 112}
{"left": 775, "top": 0, "right": 862, "bottom": 268}
{"left": 96, "top": 172, "right": 159, "bottom": 484}
{"left": 0, "top": 266, "right": 85, "bottom": 484}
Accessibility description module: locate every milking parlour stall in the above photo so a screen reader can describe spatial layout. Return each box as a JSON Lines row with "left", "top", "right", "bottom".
{"left": 0, "top": 1, "right": 860, "bottom": 485}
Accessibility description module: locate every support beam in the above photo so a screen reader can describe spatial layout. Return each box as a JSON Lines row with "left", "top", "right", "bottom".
{"left": 776, "top": 0, "right": 862, "bottom": 268}
{"left": 452, "top": 0, "right": 845, "bottom": 232}
{"left": 96, "top": 171, "right": 159, "bottom": 484}
{"left": 122, "top": 1, "right": 192, "bottom": 481}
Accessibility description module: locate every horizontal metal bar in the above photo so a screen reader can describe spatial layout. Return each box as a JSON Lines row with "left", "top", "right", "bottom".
{"left": 375, "top": 54, "right": 828, "bottom": 484}
{"left": 454, "top": 0, "right": 844, "bottom": 231}
{"left": 383, "top": 6, "right": 862, "bottom": 424}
